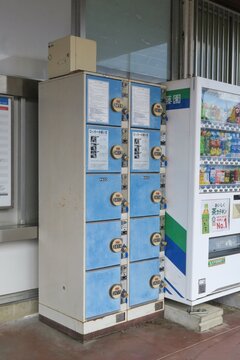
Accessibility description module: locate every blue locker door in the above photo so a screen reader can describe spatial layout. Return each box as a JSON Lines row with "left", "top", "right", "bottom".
{"left": 86, "top": 174, "right": 122, "bottom": 221}
{"left": 86, "top": 267, "right": 121, "bottom": 319}
{"left": 130, "top": 217, "right": 160, "bottom": 261}
{"left": 131, "top": 83, "right": 162, "bottom": 129}
{"left": 130, "top": 174, "right": 161, "bottom": 217}
{"left": 86, "top": 75, "right": 123, "bottom": 127}
{"left": 86, "top": 220, "right": 121, "bottom": 270}
{"left": 86, "top": 125, "right": 122, "bottom": 173}
{"left": 129, "top": 259, "right": 160, "bottom": 306}
{"left": 130, "top": 129, "right": 161, "bottom": 172}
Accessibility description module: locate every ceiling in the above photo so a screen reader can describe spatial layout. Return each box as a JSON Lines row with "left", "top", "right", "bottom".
{"left": 212, "top": 0, "right": 240, "bottom": 13}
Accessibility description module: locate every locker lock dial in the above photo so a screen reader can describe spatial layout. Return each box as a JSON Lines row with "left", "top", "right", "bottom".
{"left": 111, "top": 192, "right": 123, "bottom": 206}
{"left": 110, "top": 238, "right": 123, "bottom": 253}
{"left": 150, "top": 275, "right": 161, "bottom": 288}
{"left": 151, "top": 146, "right": 162, "bottom": 160}
{"left": 151, "top": 232, "right": 162, "bottom": 246}
{"left": 151, "top": 190, "right": 162, "bottom": 203}
{"left": 111, "top": 97, "right": 124, "bottom": 112}
{"left": 109, "top": 284, "right": 122, "bottom": 299}
{"left": 152, "top": 103, "right": 163, "bottom": 117}
{"left": 111, "top": 145, "right": 123, "bottom": 159}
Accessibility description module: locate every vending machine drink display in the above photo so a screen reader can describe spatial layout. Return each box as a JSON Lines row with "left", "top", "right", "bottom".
{"left": 39, "top": 72, "right": 167, "bottom": 339}
{"left": 165, "top": 77, "right": 240, "bottom": 305}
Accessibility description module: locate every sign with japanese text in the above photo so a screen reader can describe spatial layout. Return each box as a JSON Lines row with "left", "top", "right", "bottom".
{"left": 166, "top": 88, "right": 190, "bottom": 110}
{"left": 201, "top": 199, "right": 230, "bottom": 234}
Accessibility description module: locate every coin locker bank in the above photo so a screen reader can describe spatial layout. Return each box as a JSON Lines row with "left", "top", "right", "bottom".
{"left": 165, "top": 77, "right": 240, "bottom": 306}
{"left": 39, "top": 72, "right": 167, "bottom": 338}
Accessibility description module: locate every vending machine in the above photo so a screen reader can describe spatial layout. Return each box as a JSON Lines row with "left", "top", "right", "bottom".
{"left": 39, "top": 72, "right": 167, "bottom": 339}
{"left": 165, "top": 77, "right": 240, "bottom": 306}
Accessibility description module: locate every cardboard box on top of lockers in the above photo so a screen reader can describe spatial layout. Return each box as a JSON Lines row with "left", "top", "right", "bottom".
{"left": 48, "top": 35, "right": 96, "bottom": 79}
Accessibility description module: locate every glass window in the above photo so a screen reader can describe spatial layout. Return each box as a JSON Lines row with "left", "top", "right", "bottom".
{"left": 86, "top": 0, "right": 171, "bottom": 82}
{"left": 0, "top": 0, "right": 71, "bottom": 80}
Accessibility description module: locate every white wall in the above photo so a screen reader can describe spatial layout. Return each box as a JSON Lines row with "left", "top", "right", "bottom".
{"left": 0, "top": 1, "right": 71, "bottom": 299}
{"left": 0, "top": 0, "right": 71, "bottom": 79}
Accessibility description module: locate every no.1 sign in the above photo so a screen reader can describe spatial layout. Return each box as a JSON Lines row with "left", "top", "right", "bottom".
{"left": 201, "top": 199, "right": 230, "bottom": 234}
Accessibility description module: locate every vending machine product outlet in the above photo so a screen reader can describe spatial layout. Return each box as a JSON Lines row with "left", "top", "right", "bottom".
{"left": 39, "top": 72, "right": 167, "bottom": 339}
{"left": 165, "top": 77, "right": 240, "bottom": 306}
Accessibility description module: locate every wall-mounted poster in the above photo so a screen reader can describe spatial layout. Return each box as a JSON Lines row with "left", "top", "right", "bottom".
{"left": 0, "top": 97, "right": 12, "bottom": 208}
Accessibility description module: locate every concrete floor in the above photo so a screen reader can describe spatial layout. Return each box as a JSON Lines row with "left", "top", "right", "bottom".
{"left": 1, "top": 306, "right": 240, "bottom": 360}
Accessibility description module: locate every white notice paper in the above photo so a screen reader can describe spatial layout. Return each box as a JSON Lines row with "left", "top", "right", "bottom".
{"left": 132, "top": 86, "right": 150, "bottom": 127}
{"left": 0, "top": 97, "right": 11, "bottom": 207}
{"left": 88, "top": 128, "right": 109, "bottom": 170}
{"left": 88, "top": 79, "right": 109, "bottom": 124}
{"left": 132, "top": 132, "right": 149, "bottom": 170}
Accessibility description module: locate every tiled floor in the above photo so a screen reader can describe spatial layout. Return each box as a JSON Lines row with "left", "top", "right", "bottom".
{"left": 1, "top": 305, "right": 240, "bottom": 360}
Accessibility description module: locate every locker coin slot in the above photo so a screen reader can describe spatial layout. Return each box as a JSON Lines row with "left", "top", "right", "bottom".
{"left": 111, "top": 145, "right": 123, "bottom": 159}
{"left": 109, "top": 284, "right": 122, "bottom": 299}
{"left": 151, "top": 232, "right": 162, "bottom": 246}
{"left": 151, "top": 190, "right": 162, "bottom": 203}
{"left": 150, "top": 275, "right": 161, "bottom": 288}
{"left": 151, "top": 146, "right": 162, "bottom": 160}
{"left": 110, "top": 238, "right": 123, "bottom": 253}
{"left": 111, "top": 192, "right": 123, "bottom": 206}
{"left": 111, "top": 97, "right": 124, "bottom": 112}
{"left": 152, "top": 103, "right": 163, "bottom": 117}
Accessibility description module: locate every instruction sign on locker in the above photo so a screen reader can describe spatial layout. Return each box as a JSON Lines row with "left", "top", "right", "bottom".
{"left": 86, "top": 125, "right": 122, "bottom": 172}
{"left": 131, "top": 83, "right": 162, "bottom": 129}
{"left": 86, "top": 75, "right": 123, "bottom": 127}
{"left": 130, "top": 129, "right": 161, "bottom": 172}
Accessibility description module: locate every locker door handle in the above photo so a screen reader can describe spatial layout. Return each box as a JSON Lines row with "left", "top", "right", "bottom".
{"left": 111, "top": 192, "right": 123, "bottom": 206}
{"left": 109, "top": 284, "right": 122, "bottom": 299}
{"left": 152, "top": 103, "right": 163, "bottom": 116}
{"left": 111, "top": 97, "right": 124, "bottom": 112}
{"left": 150, "top": 232, "right": 162, "bottom": 246}
{"left": 111, "top": 145, "right": 123, "bottom": 159}
{"left": 150, "top": 275, "right": 161, "bottom": 288}
{"left": 151, "top": 190, "right": 162, "bottom": 203}
{"left": 151, "top": 146, "right": 162, "bottom": 160}
{"left": 110, "top": 238, "right": 123, "bottom": 253}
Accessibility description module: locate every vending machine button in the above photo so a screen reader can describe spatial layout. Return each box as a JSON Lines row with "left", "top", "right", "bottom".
{"left": 111, "top": 97, "right": 124, "bottom": 112}
{"left": 111, "top": 145, "right": 123, "bottom": 159}
{"left": 150, "top": 275, "right": 161, "bottom": 288}
{"left": 109, "top": 284, "right": 122, "bottom": 299}
{"left": 151, "top": 190, "right": 162, "bottom": 203}
{"left": 152, "top": 103, "right": 163, "bottom": 116}
{"left": 151, "top": 146, "right": 162, "bottom": 160}
{"left": 110, "top": 238, "right": 123, "bottom": 253}
{"left": 150, "top": 232, "right": 162, "bottom": 246}
{"left": 111, "top": 192, "right": 123, "bottom": 206}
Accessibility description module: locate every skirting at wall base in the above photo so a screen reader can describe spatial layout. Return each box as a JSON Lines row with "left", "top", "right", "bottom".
{"left": 39, "top": 310, "right": 164, "bottom": 342}
{"left": 0, "top": 298, "right": 38, "bottom": 323}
